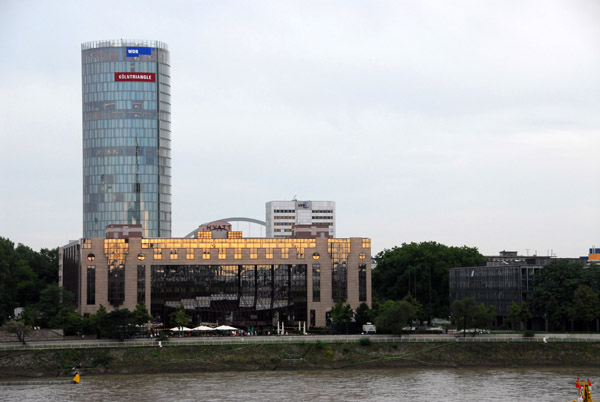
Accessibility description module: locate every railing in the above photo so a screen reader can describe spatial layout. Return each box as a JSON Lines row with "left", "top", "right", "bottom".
{"left": 1, "top": 334, "right": 599, "bottom": 351}
{"left": 81, "top": 40, "right": 168, "bottom": 51}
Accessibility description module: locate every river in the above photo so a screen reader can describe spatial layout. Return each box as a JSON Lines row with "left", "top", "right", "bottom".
{"left": 1, "top": 368, "right": 596, "bottom": 401}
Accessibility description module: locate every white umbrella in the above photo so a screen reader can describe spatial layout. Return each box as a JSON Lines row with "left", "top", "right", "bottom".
{"left": 170, "top": 326, "right": 192, "bottom": 332}
{"left": 192, "top": 325, "right": 215, "bottom": 331}
{"left": 215, "top": 325, "right": 238, "bottom": 331}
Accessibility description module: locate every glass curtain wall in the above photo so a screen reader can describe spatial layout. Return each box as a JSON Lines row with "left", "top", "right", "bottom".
{"left": 82, "top": 40, "right": 171, "bottom": 238}
{"left": 150, "top": 264, "right": 307, "bottom": 326}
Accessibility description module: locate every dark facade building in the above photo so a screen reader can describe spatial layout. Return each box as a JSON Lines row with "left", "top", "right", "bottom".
{"left": 60, "top": 225, "right": 371, "bottom": 328}
{"left": 82, "top": 40, "right": 172, "bottom": 238}
{"left": 449, "top": 251, "right": 579, "bottom": 330}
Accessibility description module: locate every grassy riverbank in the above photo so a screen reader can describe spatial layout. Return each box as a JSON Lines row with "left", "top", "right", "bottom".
{"left": 1, "top": 341, "right": 600, "bottom": 379}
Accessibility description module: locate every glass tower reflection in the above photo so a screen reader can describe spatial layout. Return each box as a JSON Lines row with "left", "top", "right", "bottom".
{"left": 81, "top": 40, "right": 171, "bottom": 238}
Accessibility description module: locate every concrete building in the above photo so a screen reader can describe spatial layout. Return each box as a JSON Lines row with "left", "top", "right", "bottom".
{"left": 82, "top": 40, "right": 172, "bottom": 238}
{"left": 60, "top": 225, "right": 371, "bottom": 328}
{"left": 266, "top": 200, "right": 335, "bottom": 238}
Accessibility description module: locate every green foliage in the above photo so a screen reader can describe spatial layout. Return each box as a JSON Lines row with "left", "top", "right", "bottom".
{"left": 0, "top": 237, "right": 59, "bottom": 325}
{"left": 523, "top": 330, "right": 535, "bottom": 337}
{"left": 354, "top": 302, "right": 373, "bottom": 326}
{"left": 2, "top": 319, "right": 31, "bottom": 344}
{"left": 169, "top": 305, "right": 190, "bottom": 329}
{"left": 37, "top": 284, "right": 76, "bottom": 328}
{"left": 452, "top": 299, "right": 494, "bottom": 335}
{"left": 133, "top": 302, "right": 152, "bottom": 326}
{"left": 530, "top": 260, "right": 585, "bottom": 331}
{"left": 103, "top": 309, "right": 137, "bottom": 341}
{"left": 475, "top": 303, "right": 495, "bottom": 330}
{"left": 330, "top": 302, "right": 354, "bottom": 324}
{"left": 507, "top": 301, "right": 532, "bottom": 330}
{"left": 374, "top": 300, "right": 417, "bottom": 336}
{"left": 373, "top": 241, "right": 485, "bottom": 320}
{"left": 359, "top": 337, "right": 372, "bottom": 346}
{"left": 570, "top": 285, "right": 599, "bottom": 331}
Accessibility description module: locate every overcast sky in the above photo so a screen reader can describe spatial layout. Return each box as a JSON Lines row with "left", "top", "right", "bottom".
{"left": 0, "top": 0, "right": 598, "bottom": 258}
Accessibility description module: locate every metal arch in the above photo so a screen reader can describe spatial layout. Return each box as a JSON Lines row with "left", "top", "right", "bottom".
{"left": 184, "top": 217, "right": 266, "bottom": 238}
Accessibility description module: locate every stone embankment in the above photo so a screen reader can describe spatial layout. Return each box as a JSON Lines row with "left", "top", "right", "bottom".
{"left": 1, "top": 338, "right": 600, "bottom": 379}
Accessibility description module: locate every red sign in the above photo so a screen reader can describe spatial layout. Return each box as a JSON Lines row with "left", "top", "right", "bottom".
{"left": 114, "top": 73, "right": 156, "bottom": 82}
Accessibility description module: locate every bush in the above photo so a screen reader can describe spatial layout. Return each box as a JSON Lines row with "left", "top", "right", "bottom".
{"left": 523, "top": 330, "right": 535, "bottom": 337}
{"left": 359, "top": 337, "right": 372, "bottom": 346}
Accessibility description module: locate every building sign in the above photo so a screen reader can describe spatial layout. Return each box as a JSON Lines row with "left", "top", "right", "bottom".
{"left": 126, "top": 47, "right": 152, "bottom": 57}
{"left": 114, "top": 73, "right": 156, "bottom": 82}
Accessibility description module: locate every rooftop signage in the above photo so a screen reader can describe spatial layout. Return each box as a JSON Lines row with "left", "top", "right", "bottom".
{"left": 114, "top": 73, "right": 156, "bottom": 82}
{"left": 126, "top": 47, "right": 152, "bottom": 57}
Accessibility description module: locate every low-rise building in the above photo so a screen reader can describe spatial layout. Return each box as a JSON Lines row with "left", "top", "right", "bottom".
{"left": 60, "top": 225, "right": 371, "bottom": 329}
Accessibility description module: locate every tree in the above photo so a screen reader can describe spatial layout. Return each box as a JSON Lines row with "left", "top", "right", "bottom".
{"left": 354, "top": 302, "right": 374, "bottom": 327}
{"left": 329, "top": 302, "right": 354, "bottom": 334}
{"left": 91, "top": 305, "right": 108, "bottom": 338}
{"left": 169, "top": 305, "right": 190, "bottom": 330}
{"left": 452, "top": 297, "right": 479, "bottom": 337}
{"left": 570, "top": 285, "right": 599, "bottom": 331}
{"left": 530, "top": 260, "right": 584, "bottom": 331}
{"left": 0, "top": 238, "right": 59, "bottom": 326}
{"left": 507, "top": 301, "right": 532, "bottom": 331}
{"left": 104, "top": 309, "right": 136, "bottom": 341}
{"left": 374, "top": 300, "right": 417, "bottom": 337}
{"left": 373, "top": 242, "right": 485, "bottom": 321}
{"left": 519, "top": 302, "right": 532, "bottom": 330}
{"left": 37, "top": 284, "right": 75, "bottom": 328}
{"left": 2, "top": 320, "right": 31, "bottom": 345}
{"left": 134, "top": 302, "right": 152, "bottom": 326}
{"left": 474, "top": 303, "right": 495, "bottom": 332}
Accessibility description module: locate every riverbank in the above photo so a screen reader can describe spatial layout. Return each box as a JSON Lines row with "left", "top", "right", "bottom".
{"left": 1, "top": 340, "right": 600, "bottom": 379}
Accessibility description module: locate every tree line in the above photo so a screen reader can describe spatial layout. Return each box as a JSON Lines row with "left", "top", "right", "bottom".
{"left": 3, "top": 235, "right": 597, "bottom": 339}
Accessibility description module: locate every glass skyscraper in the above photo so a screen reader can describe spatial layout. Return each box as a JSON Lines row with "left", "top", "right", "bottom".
{"left": 81, "top": 40, "right": 171, "bottom": 238}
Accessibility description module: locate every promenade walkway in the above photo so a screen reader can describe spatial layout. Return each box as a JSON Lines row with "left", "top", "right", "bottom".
{"left": 2, "top": 333, "right": 600, "bottom": 351}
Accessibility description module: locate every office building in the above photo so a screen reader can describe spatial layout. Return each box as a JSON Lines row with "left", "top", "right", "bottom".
{"left": 81, "top": 39, "right": 172, "bottom": 238}
{"left": 60, "top": 224, "right": 371, "bottom": 328}
{"left": 449, "top": 251, "right": 581, "bottom": 330}
{"left": 266, "top": 200, "right": 335, "bottom": 238}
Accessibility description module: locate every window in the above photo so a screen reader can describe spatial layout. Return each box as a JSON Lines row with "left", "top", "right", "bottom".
{"left": 87, "top": 266, "right": 95, "bottom": 305}
{"left": 87, "top": 253, "right": 96, "bottom": 261}
{"left": 359, "top": 264, "right": 367, "bottom": 302}
{"left": 312, "top": 264, "right": 320, "bottom": 302}
{"left": 137, "top": 265, "right": 146, "bottom": 303}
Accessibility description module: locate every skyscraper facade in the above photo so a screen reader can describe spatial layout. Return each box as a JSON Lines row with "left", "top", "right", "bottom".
{"left": 81, "top": 40, "right": 171, "bottom": 238}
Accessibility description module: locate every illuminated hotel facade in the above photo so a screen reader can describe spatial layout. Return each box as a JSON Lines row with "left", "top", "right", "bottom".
{"left": 60, "top": 224, "right": 371, "bottom": 328}
{"left": 81, "top": 40, "right": 172, "bottom": 238}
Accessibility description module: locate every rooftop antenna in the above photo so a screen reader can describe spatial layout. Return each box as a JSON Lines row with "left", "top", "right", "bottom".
{"left": 292, "top": 195, "right": 297, "bottom": 201}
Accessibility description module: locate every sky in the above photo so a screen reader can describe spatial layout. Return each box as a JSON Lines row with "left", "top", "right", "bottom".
{"left": 0, "top": 0, "right": 598, "bottom": 258}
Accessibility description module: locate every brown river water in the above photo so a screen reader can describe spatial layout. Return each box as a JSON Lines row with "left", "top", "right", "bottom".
{"left": 1, "top": 368, "right": 597, "bottom": 401}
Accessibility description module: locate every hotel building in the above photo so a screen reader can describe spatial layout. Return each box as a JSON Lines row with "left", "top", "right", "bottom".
{"left": 60, "top": 224, "right": 371, "bottom": 328}
{"left": 82, "top": 40, "right": 172, "bottom": 238}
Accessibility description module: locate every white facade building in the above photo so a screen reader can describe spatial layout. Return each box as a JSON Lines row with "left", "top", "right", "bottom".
{"left": 266, "top": 200, "right": 336, "bottom": 238}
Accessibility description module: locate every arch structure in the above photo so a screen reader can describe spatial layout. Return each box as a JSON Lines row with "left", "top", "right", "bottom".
{"left": 184, "top": 217, "right": 266, "bottom": 238}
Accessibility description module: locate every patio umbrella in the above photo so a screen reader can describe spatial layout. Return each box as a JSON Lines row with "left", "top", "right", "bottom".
{"left": 170, "top": 326, "right": 192, "bottom": 332}
{"left": 215, "top": 325, "right": 238, "bottom": 331}
{"left": 192, "top": 325, "right": 214, "bottom": 331}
